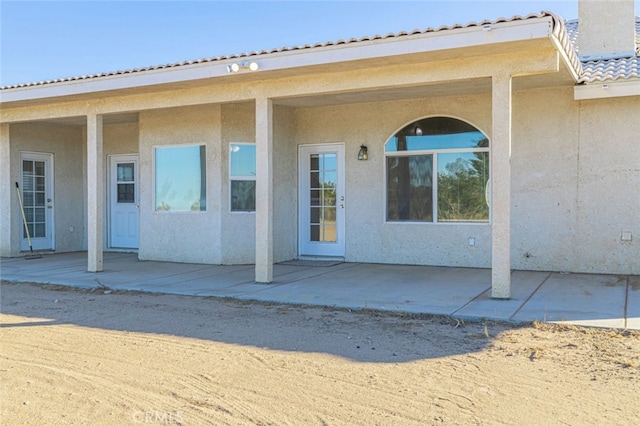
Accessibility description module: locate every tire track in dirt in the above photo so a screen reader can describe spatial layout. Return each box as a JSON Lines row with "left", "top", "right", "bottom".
{"left": 2, "top": 283, "right": 639, "bottom": 425}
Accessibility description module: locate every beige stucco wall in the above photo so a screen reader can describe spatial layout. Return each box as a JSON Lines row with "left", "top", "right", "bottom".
{"left": 272, "top": 105, "right": 298, "bottom": 262}
{"left": 138, "top": 104, "right": 223, "bottom": 264}
{"left": 8, "top": 122, "right": 84, "bottom": 254}
{"left": 80, "top": 120, "right": 139, "bottom": 251}
{"left": 574, "top": 95, "right": 639, "bottom": 274}
{"left": 102, "top": 121, "right": 139, "bottom": 251}
{"left": 511, "top": 88, "right": 639, "bottom": 274}
{"left": 103, "top": 122, "right": 138, "bottom": 157}
{"left": 293, "top": 86, "right": 639, "bottom": 274}
{"left": 295, "top": 93, "right": 494, "bottom": 267}
{"left": 3, "top": 74, "right": 637, "bottom": 275}
{"left": 511, "top": 86, "right": 581, "bottom": 271}
{"left": 578, "top": 0, "right": 637, "bottom": 58}
{"left": 220, "top": 103, "right": 256, "bottom": 264}
{"left": 217, "top": 102, "right": 297, "bottom": 264}
{"left": 1, "top": 120, "right": 139, "bottom": 256}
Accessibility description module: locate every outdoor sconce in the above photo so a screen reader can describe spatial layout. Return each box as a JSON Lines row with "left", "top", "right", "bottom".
{"left": 227, "top": 61, "right": 259, "bottom": 73}
{"left": 358, "top": 145, "right": 368, "bottom": 161}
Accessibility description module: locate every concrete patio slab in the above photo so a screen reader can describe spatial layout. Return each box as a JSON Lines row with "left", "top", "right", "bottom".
{"left": 453, "top": 270, "right": 551, "bottom": 321}
{"left": 512, "top": 272, "right": 627, "bottom": 328}
{"left": 626, "top": 275, "right": 640, "bottom": 330}
{"left": 1, "top": 252, "right": 636, "bottom": 330}
{"left": 232, "top": 263, "right": 492, "bottom": 315}
{"left": 117, "top": 265, "right": 254, "bottom": 289}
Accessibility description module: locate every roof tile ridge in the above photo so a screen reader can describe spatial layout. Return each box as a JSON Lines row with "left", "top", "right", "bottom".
{"left": 543, "top": 10, "right": 584, "bottom": 82}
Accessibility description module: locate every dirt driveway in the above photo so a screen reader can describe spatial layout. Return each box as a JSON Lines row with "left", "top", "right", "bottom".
{"left": 1, "top": 282, "right": 638, "bottom": 425}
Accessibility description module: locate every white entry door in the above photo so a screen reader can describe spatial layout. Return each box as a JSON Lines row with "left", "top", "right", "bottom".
{"left": 109, "top": 155, "right": 139, "bottom": 249}
{"left": 19, "top": 152, "right": 54, "bottom": 251}
{"left": 298, "top": 144, "right": 345, "bottom": 257}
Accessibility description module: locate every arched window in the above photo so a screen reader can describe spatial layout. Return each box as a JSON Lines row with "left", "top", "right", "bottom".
{"left": 385, "top": 117, "right": 489, "bottom": 223}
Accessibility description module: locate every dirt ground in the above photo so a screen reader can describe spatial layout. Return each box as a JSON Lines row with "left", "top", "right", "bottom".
{"left": 1, "top": 282, "right": 638, "bottom": 425}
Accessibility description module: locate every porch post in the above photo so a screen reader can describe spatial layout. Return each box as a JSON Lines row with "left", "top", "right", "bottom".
{"left": 87, "top": 113, "right": 104, "bottom": 272}
{"left": 255, "top": 96, "right": 274, "bottom": 283}
{"left": 0, "top": 123, "right": 12, "bottom": 257}
{"left": 491, "top": 73, "right": 512, "bottom": 299}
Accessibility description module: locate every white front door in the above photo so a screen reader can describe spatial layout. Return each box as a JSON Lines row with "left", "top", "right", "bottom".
{"left": 19, "top": 152, "right": 54, "bottom": 251}
{"left": 109, "top": 155, "right": 139, "bottom": 249}
{"left": 298, "top": 144, "right": 345, "bottom": 257}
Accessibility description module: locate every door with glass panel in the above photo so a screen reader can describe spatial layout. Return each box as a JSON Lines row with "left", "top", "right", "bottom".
{"left": 298, "top": 144, "right": 345, "bottom": 257}
{"left": 19, "top": 152, "right": 54, "bottom": 251}
{"left": 109, "top": 155, "right": 139, "bottom": 249}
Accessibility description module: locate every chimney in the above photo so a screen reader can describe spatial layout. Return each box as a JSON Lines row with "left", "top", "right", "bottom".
{"left": 578, "top": 0, "right": 637, "bottom": 59}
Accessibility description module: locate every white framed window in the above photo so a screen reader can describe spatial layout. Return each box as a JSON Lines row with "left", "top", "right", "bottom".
{"left": 385, "top": 117, "right": 490, "bottom": 223}
{"left": 229, "top": 143, "right": 256, "bottom": 212}
{"left": 154, "top": 145, "right": 206, "bottom": 212}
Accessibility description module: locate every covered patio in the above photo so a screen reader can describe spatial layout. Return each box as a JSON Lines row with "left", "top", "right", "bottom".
{"left": 1, "top": 252, "right": 637, "bottom": 330}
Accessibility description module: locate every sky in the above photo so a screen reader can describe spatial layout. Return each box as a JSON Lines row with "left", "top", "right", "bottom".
{"left": 0, "top": 0, "right": 634, "bottom": 87}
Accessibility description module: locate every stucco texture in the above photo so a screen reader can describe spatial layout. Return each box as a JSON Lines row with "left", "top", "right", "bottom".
{"left": 293, "top": 87, "right": 638, "bottom": 274}
{"left": 8, "top": 122, "right": 84, "bottom": 255}
{"left": 3, "top": 86, "right": 637, "bottom": 275}
{"left": 574, "top": 95, "right": 639, "bottom": 274}
{"left": 295, "top": 93, "right": 493, "bottom": 267}
{"left": 220, "top": 103, "right": 256, "bottom": 264}
{"left": 138, "top": 104, "right": 223, "bottom": 264}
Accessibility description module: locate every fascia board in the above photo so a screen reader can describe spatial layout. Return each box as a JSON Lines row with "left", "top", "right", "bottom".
{"left": 265, "top": 19, "right": 554, "bottom": 72}
{"left": 574, "top": 80, "right": 640, "bottom": 99}
{"left": 0, "top": 18, "right": 554, "bottom": 105}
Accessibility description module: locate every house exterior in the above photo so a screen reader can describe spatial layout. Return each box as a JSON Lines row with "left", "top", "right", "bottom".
{"left": 1, "top": 0, "right": 638, "bottom": 299}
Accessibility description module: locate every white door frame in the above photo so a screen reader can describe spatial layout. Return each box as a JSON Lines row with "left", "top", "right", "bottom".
{"left": 108, "top": 154, "right": 139, "bottom": 250}
{"left": 19, "top": 151, "right": 55, "bottom": 251}
{"left": 298, "top": 143, "right": 345, "bottom": 257}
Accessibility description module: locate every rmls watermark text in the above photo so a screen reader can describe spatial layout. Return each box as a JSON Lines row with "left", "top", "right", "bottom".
{"left": 132, "top": 410, "right": 183, "bottom": 424}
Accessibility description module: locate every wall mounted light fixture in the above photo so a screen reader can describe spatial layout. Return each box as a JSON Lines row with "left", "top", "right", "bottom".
{"left": 227, "top": 61, "right": 259, "bottom": 73}
{"left": 358, "top": 145, "right": 368, "bottom": 161}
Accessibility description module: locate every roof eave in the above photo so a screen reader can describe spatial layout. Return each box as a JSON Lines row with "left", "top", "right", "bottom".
{"left": 545, "top": 11, "right": 583, "bottom": 82}
{"left": 0, "top": 16, "right": 559, "bottom": 106}
{"left": 574, "top": 79, "right": 640, "bottom": 99}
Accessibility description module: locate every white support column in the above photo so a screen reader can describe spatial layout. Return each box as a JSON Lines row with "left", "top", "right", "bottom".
{"left": 255, "top": 96, "right": 274, "bottom": 283}
{"left": 87, "top": 113, "right": 104, "bottom": 272}
{"left": 491, "top": 73, "right": 512, "bottom": 299}
{"left": 0, "top": 123, "right": 12, "bottom": 257}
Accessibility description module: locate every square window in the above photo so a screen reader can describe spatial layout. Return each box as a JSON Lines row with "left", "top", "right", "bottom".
{"left": 386, "top": 155, "right": 433, "bottom": 221}
{"left": 155, "top": 145, "right": 206, "bottom": 212}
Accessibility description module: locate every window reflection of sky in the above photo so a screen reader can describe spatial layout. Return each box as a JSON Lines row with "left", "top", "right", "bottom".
{"left": 230, "top": 144, "right": 256, "bottom": 176}
{"left": 155, "top": 145, "right": 204, "bottom": 211}
{"left": 438, "top": 152, "right": 485, "bottom": 174}
{"left": 385, "top": 131, "right": 486, "bottom": 151}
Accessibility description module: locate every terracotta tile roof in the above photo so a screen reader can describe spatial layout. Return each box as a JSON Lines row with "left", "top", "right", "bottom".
{"left": 0, "top": 12, "right": 567, "bottom": 91}
{"left": 566, "top": 17, "right": 640, "bottom": 83}
{"left": 1, "top": 13, "right": 637, "bottom": 90}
